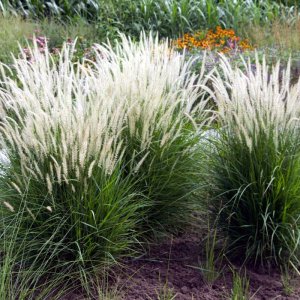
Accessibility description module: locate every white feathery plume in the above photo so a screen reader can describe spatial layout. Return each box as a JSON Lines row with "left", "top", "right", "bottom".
{"left": 211, "top": 54, "right": 300, "bottom": 151}
{"left": 3, "top": 201, "right": 14, "bottom": 212}
{"left": 0, "top": 33, "right": 210, "bottom": 194}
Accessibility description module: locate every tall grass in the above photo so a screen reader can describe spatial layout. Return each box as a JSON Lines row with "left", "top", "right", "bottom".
{"left": 243, "top": 18, "right": 300, "bottom": 62}
{"left": 0, "top": 15, "right": 108, "bottom": 66}
{"left": 0, "top": 16, "right": 36, "bottom": 64}
{"left": 86, "top": 34, "right": 211, "bottom": 232}
{"left": 1, "top": 0, "right": 298, "bottom": 37}
{"left": 0, "top": 204, "right": 77, "bottom": 299}
{"left": 209, "top": 56, "right": 300, "bottom": 267}
{"left": 0, "top": 39, "right": 147, "bottom": 273}
{"left": 0, "top": 33, "right": 210, "bottom": 292}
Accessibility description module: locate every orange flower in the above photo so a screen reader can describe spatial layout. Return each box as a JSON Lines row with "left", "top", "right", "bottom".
{"left": 174, "top": 26, "right": 253, "bottom": 53}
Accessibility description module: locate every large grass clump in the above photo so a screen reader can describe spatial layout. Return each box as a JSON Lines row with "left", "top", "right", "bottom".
{"left": 209, "top": 57, "right": 300, "bottom": 267}
{"left": 0, "top": 34, "right": 210, "bottom": 294}
{"left": 0, "top": 41, "right": 145, "bottom": 277}
{"left": 87, "top": 35, "right": 211, "bottom": 233}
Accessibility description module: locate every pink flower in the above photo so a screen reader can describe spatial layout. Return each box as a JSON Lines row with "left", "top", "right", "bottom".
{"left": 35, "top": 36, "right": 48, "bottom": 48}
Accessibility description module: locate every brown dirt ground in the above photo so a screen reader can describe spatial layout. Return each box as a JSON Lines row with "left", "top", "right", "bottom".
{"left": 110, "top": 233, "right": 300, "bottom": 300}
{"left": 61, "top": 232, "right": 300, "bottom": 300}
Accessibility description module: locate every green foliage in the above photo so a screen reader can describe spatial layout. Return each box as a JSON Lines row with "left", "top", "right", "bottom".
{"left": 199, "top": 225, "right": 223, "bottom": 284}
{"left": 1, "top": 0, "right": 299, "bottom": 38}
{"left": 0, "top": 164, "right": 144, "bottom": 277}
{"left": 212, "top": 129, "right": 300, "bottom": 265}
{"left": 231, "top": 269, "right": 250, "bottom": 300}
{"left": 0, "top": 34, "right": 209, "bottom": 294}
{"left": 125, "top": 123, "right": 205, "bottom": 233}
{"left": 0, "top": 16, "right": 35, "bottom": 64}
{"left": 209, "top": 58, "right": 300, "bottom": 267}
{"left": 0, "top": 205, "right": 74, "bottom": 299}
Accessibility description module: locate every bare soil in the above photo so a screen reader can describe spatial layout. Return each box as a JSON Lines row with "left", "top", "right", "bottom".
{"left": 61, "top": 231, "right": 300, "bottom": 299}
{"left": 111, "top": 233, "right": 300, "bottom": 300}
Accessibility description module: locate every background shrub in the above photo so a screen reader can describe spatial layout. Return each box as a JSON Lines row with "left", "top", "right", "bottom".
{"left": 1, "top": 0, "right": 299, "bottom": 38}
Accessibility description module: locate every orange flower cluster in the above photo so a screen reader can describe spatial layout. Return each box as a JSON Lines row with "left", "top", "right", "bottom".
{"left": 174, "top": 26, "right": 253, "bottom": 53}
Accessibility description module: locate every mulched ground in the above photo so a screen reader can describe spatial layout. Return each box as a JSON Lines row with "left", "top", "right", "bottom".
{"left": 110, "top": 233, "right": 300, "bottom": 300}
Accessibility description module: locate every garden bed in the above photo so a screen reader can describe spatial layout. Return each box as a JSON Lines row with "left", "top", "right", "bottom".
{"left": 1, "top": 2, "right": 300, "bottom": 299}
{"left": 61, "top": 230, "right": 300, "bottom": 299}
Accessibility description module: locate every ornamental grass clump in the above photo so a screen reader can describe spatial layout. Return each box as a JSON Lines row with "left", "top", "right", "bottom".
{"left": 0, "top": 41, "right": 145, "bottom": 281}
{"left": 210, "top": 56, "right": 300, "bottom": 267}
{"left": 85, "top": 34, "right": 211, "bottom": 233}
{"left": 0, "top": 33, "right": 210, "bottom": 290}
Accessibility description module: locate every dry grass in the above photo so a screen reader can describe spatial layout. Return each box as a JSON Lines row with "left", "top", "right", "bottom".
{"left": 243, "top": 18, "right": 300, "bottom": 58}
{"left": 0, "top": 16, "right": 36, "bottom": 64}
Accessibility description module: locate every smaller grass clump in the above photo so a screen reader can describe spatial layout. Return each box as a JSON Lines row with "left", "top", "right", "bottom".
{"left": 209, "top": 56, "right": 300, "bottom": 267}
{"left": 231, "top": 269, "right": 250, "bottom": 300}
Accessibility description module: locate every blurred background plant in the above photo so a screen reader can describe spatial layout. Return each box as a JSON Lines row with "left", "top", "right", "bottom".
{"left": 0, "top": 0, "right": 299, "bottom": 39}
